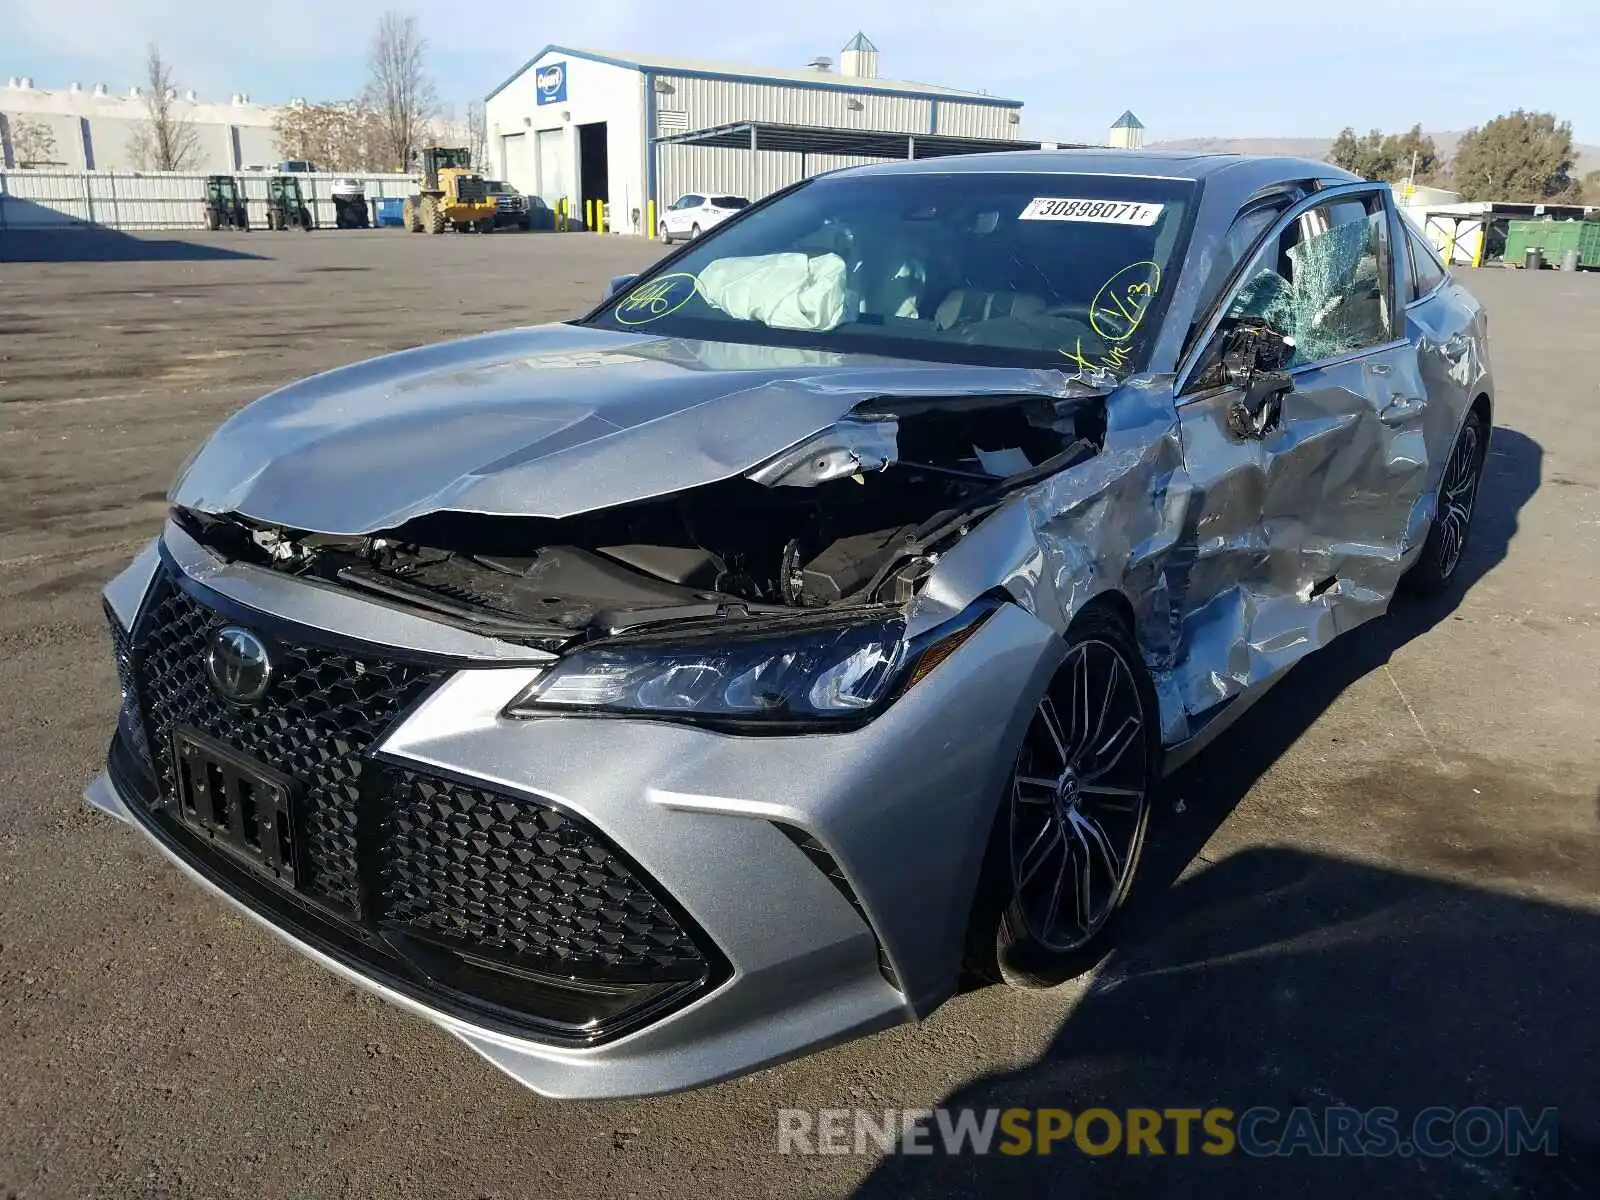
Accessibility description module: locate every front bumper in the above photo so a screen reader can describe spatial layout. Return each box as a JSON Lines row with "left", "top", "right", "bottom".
{"left": 91, "top": 528, "right": 1061, "bottom": 1097}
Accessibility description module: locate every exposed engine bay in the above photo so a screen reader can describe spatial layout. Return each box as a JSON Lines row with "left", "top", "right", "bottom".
{"left": 176, "top": 394, "right": 1104, "bottom": 649}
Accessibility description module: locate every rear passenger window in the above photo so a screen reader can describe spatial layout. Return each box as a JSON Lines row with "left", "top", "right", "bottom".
{"left": 1407, "top": 224, "right": 1448, "bottom": 299}
{"left": 1224, "top": 192, "right": 1395, "bottom": 368}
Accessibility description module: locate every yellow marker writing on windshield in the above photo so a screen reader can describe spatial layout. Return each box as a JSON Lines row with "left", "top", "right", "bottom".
{"left": 1090, "top": 261, "right": 1162, "bottom": 343}
{"left": 1061, "top": 338, "right": 1134, "bottom": 375}
{"left": 616, "top": 273, "right": 700, "bottom": 325}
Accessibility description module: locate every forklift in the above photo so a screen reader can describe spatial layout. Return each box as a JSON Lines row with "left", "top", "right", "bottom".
{"left": 264, "top": 175, "right": 315, "bottom": 231}
{"left": 202, "top": 175, "right": 250, "bottom": 231}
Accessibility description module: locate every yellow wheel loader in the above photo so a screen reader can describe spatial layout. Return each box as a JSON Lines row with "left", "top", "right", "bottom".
{"left": 403, "top": 147, "right": 496, "bottom": 235}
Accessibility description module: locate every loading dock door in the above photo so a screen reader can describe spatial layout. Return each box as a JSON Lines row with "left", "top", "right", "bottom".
{"left": 535, "top": 128, "right": 566, "bottom": 208}
{"left": 501, "top": 133, "right": 532, "bottom": 193}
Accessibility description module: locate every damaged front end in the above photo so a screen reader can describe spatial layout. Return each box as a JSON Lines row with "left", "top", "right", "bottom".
{"left": 171, "top": 388, "right": 1104, "bottom": 726}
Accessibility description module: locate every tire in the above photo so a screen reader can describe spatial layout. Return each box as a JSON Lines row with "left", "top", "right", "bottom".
{"left": 205, "top": 209, "right": 221, "bottom": 231}
{"left": 403, "top": 197, "right": 421, "bottom": 233}
{"left": 691, "top": 223, "right": 702, "bottom": 240}
{"left": 1403, "top": 408, "right": 1488, "bottom": 594}
{"left": 658, "top": 221, "right": 671, "bottom": 243}
{"left": 477, "top": 219, "right": 494, "bottom": 234}
{"left": 299, "top": 207, "right": 313, "bottom": 231}
{"left": 423, "top": 196, "right": 446, "bottom": 235}
{"left": 965, "top": 607, "right": 1160, "bottom": 988}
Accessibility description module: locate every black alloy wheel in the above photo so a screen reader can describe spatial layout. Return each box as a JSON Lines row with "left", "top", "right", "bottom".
{"left": 968, "top": 608, "right": 1159, "bottom": 987}
{"left": 1405, "top": 409, "right": 1488, "bottom": 593}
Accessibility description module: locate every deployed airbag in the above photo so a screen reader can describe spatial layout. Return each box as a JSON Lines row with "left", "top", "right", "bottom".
{"left": 697, "top": 252, "right": 849, "bottom": 332}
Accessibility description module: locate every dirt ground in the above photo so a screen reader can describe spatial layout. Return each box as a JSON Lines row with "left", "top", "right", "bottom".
{"left": 0, "top": 228, "right": 1596, "bottom": 1199}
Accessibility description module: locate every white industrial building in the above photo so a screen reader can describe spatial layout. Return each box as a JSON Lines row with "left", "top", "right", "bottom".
{"left": 483, "top": 35, "right": 1031, "bottom": 236}
{"left": 0, "top": 76, "right": 279, "bottom": 172}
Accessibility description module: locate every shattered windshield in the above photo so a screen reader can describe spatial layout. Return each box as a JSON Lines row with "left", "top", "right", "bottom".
{"left": 589, "top": 172, "right": 1197, "bottom": 373}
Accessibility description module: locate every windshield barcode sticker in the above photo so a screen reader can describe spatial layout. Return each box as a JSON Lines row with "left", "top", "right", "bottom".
{"left": 1019, "top": 198, "right": 1165, "bottom": 226}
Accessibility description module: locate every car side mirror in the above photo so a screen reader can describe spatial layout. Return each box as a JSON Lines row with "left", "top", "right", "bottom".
{"left": 1219, "top": 317, "right": 1295, "bottom": 439}
{"left": 605, "top": 274, "right": 638, "bottom": 301}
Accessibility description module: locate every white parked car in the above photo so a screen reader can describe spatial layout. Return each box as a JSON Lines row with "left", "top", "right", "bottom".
{"left": 658, "top": 193, "right": 749, "bottom": 242}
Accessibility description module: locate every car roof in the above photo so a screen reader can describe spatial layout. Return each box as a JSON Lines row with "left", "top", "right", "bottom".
{"left": 845, "top": 148, "right": 1357, "bottom": 185}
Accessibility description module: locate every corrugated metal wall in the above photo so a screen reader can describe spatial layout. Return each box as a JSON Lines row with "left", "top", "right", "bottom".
{"left": 655, "top": 75, "right": 935, "bottom": 137}
{"left": 0, "top": 170, "right": 417, "bottom": 230}
{"left": 655, "top": 145, "right": 894, "bottom": 208}
{"left": 932, "top": 103, "right": 1017, "bottom": 139}
{"left": 650, "top": 74, "right": 1022, "bottom": 207}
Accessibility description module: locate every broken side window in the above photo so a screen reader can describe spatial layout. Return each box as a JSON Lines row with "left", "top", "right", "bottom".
{"left": 1225, "top": 192, "right": 1395, "bottom": 368}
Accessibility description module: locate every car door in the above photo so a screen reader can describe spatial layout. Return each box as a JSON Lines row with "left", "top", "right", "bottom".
{"left": 1171, "top": 183, "right": 1423, "bottom": 719}
{"left": 668, "top": 195, "right": 699, "bottom": 236}
{"left": 1396, "top": 212, "right": 1483, "bottom": 517}
{"left": 688, "top": 196, "right": 714, "bottom": 235}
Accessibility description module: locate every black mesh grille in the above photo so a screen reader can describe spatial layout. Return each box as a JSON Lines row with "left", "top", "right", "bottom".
{"left": 132, "top": 578, "right": 444, "bottom": 912}
{"left": 106, "top": 606, "right": 153, "bottom": 773}
{"left": 382, "top": 772, "right": 705, "bottom": 980}
{"left": 109, "top": 566, "right": 723, "bottom": 1037}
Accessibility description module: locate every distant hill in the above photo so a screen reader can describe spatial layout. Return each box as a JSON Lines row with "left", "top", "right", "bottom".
{"left": 1148, "top": 133, "right": 1600, "bottom": 178}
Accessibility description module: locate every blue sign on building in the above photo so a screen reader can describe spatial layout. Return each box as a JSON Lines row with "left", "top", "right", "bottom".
{"left": 536, "top": 61, "right": 568, "bottom": 105}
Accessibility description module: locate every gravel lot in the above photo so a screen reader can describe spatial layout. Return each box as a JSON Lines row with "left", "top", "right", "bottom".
{"left": 1, "top": 228, "right": 1596, "bottom": 1199}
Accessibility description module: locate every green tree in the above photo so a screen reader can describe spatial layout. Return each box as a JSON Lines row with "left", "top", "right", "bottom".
{"left": 1330, "top": 123, "right": 1442, "bottom": 183}
{"left": 1329, "top": 127, "right": 1391, "bottom": 179}
{"left": 1451, "top": 110, "right": 1578, "bottom": 202}
{"left": 1380, "top": 124, "right": 1441, "bottom": 183}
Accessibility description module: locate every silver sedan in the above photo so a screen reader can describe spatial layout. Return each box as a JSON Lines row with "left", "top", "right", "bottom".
{"left": 91, "top": 150, "right": 1492, "bottom": 1098}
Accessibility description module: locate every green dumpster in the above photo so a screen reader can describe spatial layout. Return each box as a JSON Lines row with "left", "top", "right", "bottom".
{"left": 1503, "top": 219, "right": 1600, "bottom": 268}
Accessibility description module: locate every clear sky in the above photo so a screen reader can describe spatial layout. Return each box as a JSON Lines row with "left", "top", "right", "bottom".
{"left": 6, "top": 0, "right": 1598, "bottom": 145}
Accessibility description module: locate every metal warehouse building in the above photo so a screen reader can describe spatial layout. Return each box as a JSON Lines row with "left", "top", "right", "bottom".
{"left": 483, "top": 35, "right": 1027, "bottom": 237}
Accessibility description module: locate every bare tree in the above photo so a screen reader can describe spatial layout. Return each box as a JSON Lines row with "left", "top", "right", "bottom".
{"left": 127, "top": 43, "right": 201, "bottom": 171}
{"left": 274, "top": 99, "right": 386, "bottom": 172}
{"left": 466, "top": 100, "right": 488, "bottom": 171}
{"left": 364, "top": 12, "right": 437, "bottom": 171}
{"left": 10, "top": 116, "right": 61, "bottom": 167}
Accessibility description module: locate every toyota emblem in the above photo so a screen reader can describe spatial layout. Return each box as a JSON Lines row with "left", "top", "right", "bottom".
{"left": 206, "top": 626, "right": 273, "bottom": 705}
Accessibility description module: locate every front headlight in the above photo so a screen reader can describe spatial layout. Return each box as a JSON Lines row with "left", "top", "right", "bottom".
{"left": 503, "top": 604, "right": 994, "bottom": 732}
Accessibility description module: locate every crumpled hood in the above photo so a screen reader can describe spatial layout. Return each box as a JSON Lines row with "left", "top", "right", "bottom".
{"left": 171, "top": 323, "right": 1094, "bottom": 534}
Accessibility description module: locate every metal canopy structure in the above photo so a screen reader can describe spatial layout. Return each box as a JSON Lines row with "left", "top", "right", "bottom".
{"left": 653, "top": 121, "right": 1071, "bottom": 174}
